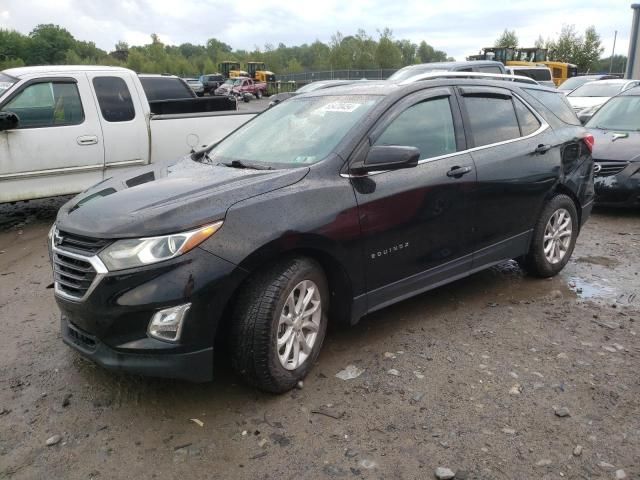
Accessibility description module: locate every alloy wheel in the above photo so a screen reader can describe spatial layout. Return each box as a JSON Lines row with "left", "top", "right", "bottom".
{"left": 543, "top": 208, "right": 572, "bottom": 264}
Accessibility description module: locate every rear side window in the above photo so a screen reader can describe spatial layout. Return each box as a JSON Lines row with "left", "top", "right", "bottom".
{"left": 464, "top": 96, "right": 520, "bottom": 147}
{"left": 93, "top": 77, "right": 136, "bottom": 122}
{"left": 374, "top": 97, "right": 456, "bottom": 160}
{"left": 514, "top": 98, "right": 541, "bottom": 136}
{"left": 2, "top": 81, "right": 84, "bottom": 128}
{"left": 139, "top": 77, "right": 194, "bottom": 101}
{"left": 524, "top": 88, "right": 580, "bottom": 125}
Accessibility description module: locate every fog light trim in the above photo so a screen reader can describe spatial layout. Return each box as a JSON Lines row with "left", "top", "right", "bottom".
{"left": 148, "top": 303, "right": 191, "bottom": 343}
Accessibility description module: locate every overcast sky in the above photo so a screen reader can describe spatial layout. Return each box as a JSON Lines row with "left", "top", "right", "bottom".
{"left": 0, "top": 0, "right": 633, "bottom": 61}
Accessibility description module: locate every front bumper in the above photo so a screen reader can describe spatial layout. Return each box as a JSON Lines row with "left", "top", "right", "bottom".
{"left": 594, "top": 161, "right": 640, "bottom": 207}
{"left": 62, "top": 317, "right": 213, "bottom": 382}
{"left": 53, "top": 245, "right": 244, "bottom": 382}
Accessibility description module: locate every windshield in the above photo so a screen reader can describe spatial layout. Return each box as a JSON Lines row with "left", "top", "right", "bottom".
{"left": 586, "top": 96, "right": 640, "bottom": 131}
{"left": 208, "top": 95, "right": 380, "bottom": 167}
{"left": 0, "top": 73, "right": 17, "bottom": 97}
{"left": 569, "top": 82, "right": 625, "bottom": 97}
{"left": 558, "top": 76, "right": 597, "bottom": 91}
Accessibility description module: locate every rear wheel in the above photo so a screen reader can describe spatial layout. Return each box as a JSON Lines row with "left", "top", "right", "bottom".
{"left": 230, "top": 257, "right": 328, "bottom": 393}
{"left": 519, "top": 194, "right": 578, "bottom": 277}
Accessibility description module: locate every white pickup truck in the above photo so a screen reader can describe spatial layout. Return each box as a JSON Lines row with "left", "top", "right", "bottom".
{"left": 0, "top": 66, "right": 256, "bottom": 203}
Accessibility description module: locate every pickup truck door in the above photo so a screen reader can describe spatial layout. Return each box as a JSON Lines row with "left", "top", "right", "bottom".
{"left": 0, "top": 74, "right": 105, "bottom": 202}
{"left": 85, "top": 72, "right": 150, "bottom": 171}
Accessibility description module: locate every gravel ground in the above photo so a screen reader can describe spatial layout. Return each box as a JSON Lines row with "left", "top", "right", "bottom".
{"left": 0, "top": 198, "right": 638, "bottom": 480}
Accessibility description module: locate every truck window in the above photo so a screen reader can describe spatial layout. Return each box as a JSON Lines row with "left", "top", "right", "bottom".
{"left": 477, "top": 66, "right": 503, "bottom": 74}
{"left": 92, "top": 77, "right": 136, "bottom": 122}
{"left": 1, "top": 81, "right": 84, "bottom": 128}
{"left": 374, "top": 97, "right": 457, "bottom": 160}
{"left": 464, "top": 95, "right": 520, "bottom": 147}
{"left": 138, "top": 77, "right": 194, "bottom": 101}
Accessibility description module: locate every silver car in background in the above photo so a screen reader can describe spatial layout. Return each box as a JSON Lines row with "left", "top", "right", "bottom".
{"left": 184, "top": 78, "right": 204, "bottom": 96}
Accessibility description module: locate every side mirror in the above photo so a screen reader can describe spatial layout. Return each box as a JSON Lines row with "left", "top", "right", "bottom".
{"left": 0, "top": 111, "right": 19, "bottom": 131}
{"left": 352, "top": 145, "right": 420, "bottom": 174}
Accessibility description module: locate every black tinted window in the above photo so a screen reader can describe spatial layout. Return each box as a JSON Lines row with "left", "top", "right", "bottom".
{"left": 375, "top": 97, "right": 456, "bottom": 160}
{"left": 524, "top": 88, "right": 580, "bottom": 125}
{"left": 464, "top": 96, "right": 520, "bottom": 147}
{"left": 93, "top": 77, "right": 135, "bottom": 122}
{"left": 514, "top": 98, "right": 541, "bottom": 136}
{"left": 516, "top": 69, "right": 552, "bottom": 81}
{"left": 139, "top": 77, "right": 194, "bottom": 101}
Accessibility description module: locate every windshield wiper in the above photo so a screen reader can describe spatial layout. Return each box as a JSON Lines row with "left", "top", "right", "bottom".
{"left": 221, "top": 160, "right": 274, "bottom": 170}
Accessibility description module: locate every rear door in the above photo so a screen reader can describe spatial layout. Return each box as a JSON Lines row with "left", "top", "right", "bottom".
{"left": 458, "top": 86, "right": 559, "bottom": 265}
{"left": 86, "top": 72, "right": 150, "bottom": 171}
{"left": 349, "top": 88, "right": 476, "bottom": 309}
{"left": 0, "top": 74, "right": 104, "bottom": 201}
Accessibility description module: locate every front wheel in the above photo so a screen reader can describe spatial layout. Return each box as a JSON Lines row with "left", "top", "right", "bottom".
{"left": 519, "top": 194, "right": 578, "bottom": 278}
{"left": 230, "top": 257, "right": 328, "bottom": 393}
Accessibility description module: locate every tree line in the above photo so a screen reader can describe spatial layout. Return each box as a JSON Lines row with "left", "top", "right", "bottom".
{"left": 0, "top": 24, "right": 452, "bottom": 76}
{"left": 493, "top": 25, "right": 621, "bottom": 73}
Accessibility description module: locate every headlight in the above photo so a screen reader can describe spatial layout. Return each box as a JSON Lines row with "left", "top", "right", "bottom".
{"left": 98, "top": 221, "right": 223, "bottom": 271}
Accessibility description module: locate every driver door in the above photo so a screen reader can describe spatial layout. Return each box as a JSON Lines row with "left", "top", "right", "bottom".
{"left": 349, "top": 88, "right": 477, "bottom": 311}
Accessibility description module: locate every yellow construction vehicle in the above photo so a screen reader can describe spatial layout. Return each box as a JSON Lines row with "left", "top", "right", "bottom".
{"left": 246, "top": 62, "right": 276, "bottom": 83}
{"left": 218, "top": 61, "right": 248, "bottom": 79}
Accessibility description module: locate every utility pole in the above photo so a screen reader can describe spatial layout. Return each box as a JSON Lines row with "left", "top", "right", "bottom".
{"left": 626, "top": 4, "right": 640, "bottom": 78}
{"left": 610, "top": 30, "right": 617, "bottom": 73}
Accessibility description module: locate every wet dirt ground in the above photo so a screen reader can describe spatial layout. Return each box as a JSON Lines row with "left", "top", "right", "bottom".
{"left": 0, "top": 198, "right": 638, "bottom": 480}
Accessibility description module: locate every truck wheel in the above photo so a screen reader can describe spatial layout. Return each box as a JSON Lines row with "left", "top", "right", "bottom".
{"left": 519, "top": 194, "right": 578, "bottom": 278}
{"left": 256, "top": 90, "right": 263, "bottom": 99}
{"left": 230, "top": 257, "right": 328, "bottom": 393}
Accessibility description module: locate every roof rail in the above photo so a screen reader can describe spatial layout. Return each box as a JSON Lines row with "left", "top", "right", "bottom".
{"left": 398, "top": 71, "right": 539, "bottom": 86}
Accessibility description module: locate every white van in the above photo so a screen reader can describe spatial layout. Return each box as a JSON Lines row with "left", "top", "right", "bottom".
{"left": 505, "top": 66, "right": 555, "bottom": 88}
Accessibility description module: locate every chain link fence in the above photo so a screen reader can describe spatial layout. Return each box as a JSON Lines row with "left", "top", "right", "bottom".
{"left": 270, "top": 69, "right": 399, "bottom": 92}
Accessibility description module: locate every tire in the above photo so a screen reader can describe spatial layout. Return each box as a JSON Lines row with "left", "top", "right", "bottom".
{"left": 519, "top": 194, "right": 578, "bottom": 278}
{"left": 256, "top": 89, "right": 263, "bottom": 99}
{"left": 230, "top": 257, "right": 329, "bottom": 393}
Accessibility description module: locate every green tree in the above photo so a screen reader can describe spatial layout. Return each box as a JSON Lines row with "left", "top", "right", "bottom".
{"left": 574, "top": 26, "right": 603, "bottom": 72}
{"left": 551, "top": 25, "right": 580, "bottom": 62}
{"left": 27, "top": 24, "right": 75, "bottom": 64}
{"left": 494, "top": 29, "right": 518, "bottom": 48}
{"left": 375, "top": 28, "right": 402, "bottom": 68}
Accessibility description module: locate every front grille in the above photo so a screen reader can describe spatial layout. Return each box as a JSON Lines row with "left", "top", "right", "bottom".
{"left": 67, "top": 321, "right": 97, "bottom": 351}
{"left": 57, "top": 230, "right": 110, "bottom": 255}
{"left": 594, "top": 162, "right": 629, "bottom": 177}
{"left": 53, "top": 251, "right": 97, "bottom": 299}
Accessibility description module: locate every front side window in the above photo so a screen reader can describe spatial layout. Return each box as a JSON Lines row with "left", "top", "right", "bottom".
{"left": 2, "top": 81, "right": 84, "bottom": 128}
{"left": 374, "top": 97, "right": 456, "bottom": 160}
{"left": 92, "top": 76, "right": 135, "bottom": 122}
{"left": 464, "top": 95, "right": 520, "bottom": 147}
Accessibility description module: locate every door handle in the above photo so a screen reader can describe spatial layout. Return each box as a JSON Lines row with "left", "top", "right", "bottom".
{"left": 534, "top": 144, "right": 551, "bottom": 154}
{"left": 446, "top": 165, "right": 473, "bottom": 178}
{"left": 77, "top": 135, "right": 98, "bottom": 146}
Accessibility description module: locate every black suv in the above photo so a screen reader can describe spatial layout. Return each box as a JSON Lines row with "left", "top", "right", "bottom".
{"left": 50, "top": 79, "right": 594, "bottom": 393}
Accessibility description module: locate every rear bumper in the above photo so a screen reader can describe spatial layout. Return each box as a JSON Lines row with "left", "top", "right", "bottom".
{"left": 62, "top": 317, "right": 213, "bottom": 382}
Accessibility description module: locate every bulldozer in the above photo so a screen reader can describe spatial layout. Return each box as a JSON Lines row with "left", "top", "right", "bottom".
{"left": 218, "top": 61, "right": 248, "bottom": 79}
{"left": 246, "top": 62, "right": 276, "bottom": 83}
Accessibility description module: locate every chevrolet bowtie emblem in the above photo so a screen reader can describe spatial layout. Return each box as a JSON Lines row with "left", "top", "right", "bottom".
{"left": 611, "top": 132, "right": 629, "bottom": 142}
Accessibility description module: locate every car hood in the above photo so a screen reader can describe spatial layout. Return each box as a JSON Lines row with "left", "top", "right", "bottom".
{"left": 567, "top": 96, "right": 609, "bottom": 110}
{"left": 56, "top": 157, "right": 309, "bottom": 238}
{"left": 589, "top": 128, "right": 640, "bottom": 162}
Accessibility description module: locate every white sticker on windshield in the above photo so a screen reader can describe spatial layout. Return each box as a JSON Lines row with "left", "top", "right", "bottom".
{"left": 320, "top": 102, "right": 362, "bottom": 113}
